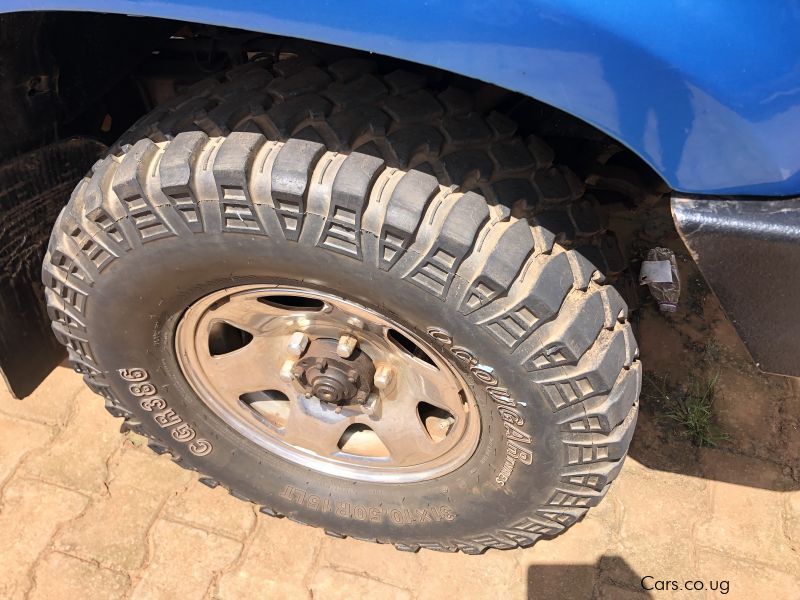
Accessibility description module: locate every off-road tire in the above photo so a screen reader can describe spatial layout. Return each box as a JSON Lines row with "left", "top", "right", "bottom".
{"left": 116, "top": 51, "right": 627, "bottom": 276}
{"left": 43, "top": 129, "right": 639, "bottom": 553}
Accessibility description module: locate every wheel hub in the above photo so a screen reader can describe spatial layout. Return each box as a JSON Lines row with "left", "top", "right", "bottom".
{"left": 175, "top": 285, "right": 480, "bottom": 483}
{"left": 293, "top": 339, "right": 375, "bottom": 407}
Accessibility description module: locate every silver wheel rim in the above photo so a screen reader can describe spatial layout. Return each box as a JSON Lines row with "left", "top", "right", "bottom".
{"left": 175, "top": 285, "right": 480, "bottom": 483}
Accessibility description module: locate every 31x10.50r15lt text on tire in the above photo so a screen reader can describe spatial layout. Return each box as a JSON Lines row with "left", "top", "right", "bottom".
{"left": 43, "top": 131, "right": 639, "bottom": 554}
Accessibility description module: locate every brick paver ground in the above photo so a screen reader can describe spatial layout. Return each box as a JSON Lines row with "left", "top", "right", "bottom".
{"left": 2, "top": 297, "right": 799, "bottom": 599}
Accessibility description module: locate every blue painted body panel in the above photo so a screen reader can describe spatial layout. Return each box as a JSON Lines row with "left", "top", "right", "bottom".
{"left": 4, "top": 1, "right": 800, "bottom": 196}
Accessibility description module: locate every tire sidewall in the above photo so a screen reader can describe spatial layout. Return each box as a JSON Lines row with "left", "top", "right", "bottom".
{"left": 87, "top": 228, "right": 563, "bottom": 543}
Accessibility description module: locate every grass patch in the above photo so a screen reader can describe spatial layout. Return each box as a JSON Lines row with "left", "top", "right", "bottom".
{"left": 643, "top": 371, "right": 730, "bottom": 447}
{"left": 701, "top": 337, "right": 721, "bottom": 365}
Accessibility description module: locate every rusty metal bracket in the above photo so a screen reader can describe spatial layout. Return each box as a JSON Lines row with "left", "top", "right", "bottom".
{"left": 672, "top": 194, "right": 800, "bottom": 377}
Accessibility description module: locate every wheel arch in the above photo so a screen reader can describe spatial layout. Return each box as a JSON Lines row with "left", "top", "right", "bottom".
{"left": 2, "top": 5, "right": 799, "bottom": 396}
{"left": 3, "top": 3, "right": 800, "bottom": 197}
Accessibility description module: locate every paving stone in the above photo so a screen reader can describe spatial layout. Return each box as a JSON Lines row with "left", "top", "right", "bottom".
{"left": 164, "top": 480, "right": 256, "bottom": 540}
{"left": 787, "top": 492, "right": 800, "bottom": 545}
{"left": 526, "top": 511, "right": 617, "bottom": 565}
{"left": 587, "top": 479, "right": 623, "bottom": 531}
{"left": 217, "top": 577, "right": 310, "bottom": 600}
{"left": 6, "top": 311, "right": 800, "bottom": 598}
{"left": 122, "top": 429, "right": 155, "bottom": 452}
{"left": 213, "top": 571, "right": 311, "bottom": 600}
{"left": 597, "top": 583, "right": 649, "bottom": 599}
{"left": 696, "top": 452, "right": 798, "bottom": 570}
{"left": 610, "top": 460, "right": 709, "bottom": 586}
{"left": 0, "top": 364, "right": 84, "bottom": 426}
{"left": 19, "top": 388, "right": 121, "bottom": 494}
{"left": 697, "top": 550, "right": 799, "bottom": 600}
{"left": 522, "top": 516, "right": 618, "bottom": 599}
{"left": 30, "top": 551, "right": 129, "bottom": 600}
{"left": 131, "top": 519, "right": 241, "bottom": 600}
{"left": 527, "top": 561, "right": 599, "bottom": 599}
{"left": 109, "top": 446, "right": 193, "bottom": 493}
{"left": 309, "top": 567, "right": 412, "bottom": 600}
{"left": 215, "top": 515, "right": 323, "bottom": 598}
{"left": 416, "top": 547, "right": 525, "bottom": 600}
{"left": 0, "top": 413, "right": 52, "bottom": 486}
{"left": 317, "top": 534, "right": 421, "bottom": 589}
{"left": 0, "top": 478, "right": 88, "bottom": 600}
{"left": 55, "top": 485, "right": 165, "bottom": 571}
{"left": 54, "top": 449, "right": 192, "bottom": 570}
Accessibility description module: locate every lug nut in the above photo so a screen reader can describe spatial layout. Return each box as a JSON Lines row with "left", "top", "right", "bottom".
{"left": 374, "top": 365, "right": 394, "bottom": 390}
{"left": 287, "top": 332, "right": 309, "bottom": 357}
{"left": 346, "top": 317, "right": 364, "bottom": 330}
{"left": 279, "top": 359, "right": 296, "bottom": 383}
{"left": 336, "top": 334, "right": 358, "bottom": 358}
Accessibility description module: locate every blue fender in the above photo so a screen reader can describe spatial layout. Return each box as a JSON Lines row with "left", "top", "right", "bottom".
{"left": 4, "top": 1, "right": 800, "bottom": 196}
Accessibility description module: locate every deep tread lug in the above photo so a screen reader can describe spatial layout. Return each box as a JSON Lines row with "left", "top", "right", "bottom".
{"left": 268, "top": 138, "right": 326, "bottom": 240}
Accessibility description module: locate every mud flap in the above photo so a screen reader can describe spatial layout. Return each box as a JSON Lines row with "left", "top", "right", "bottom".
{"left": 0, "top": 138, "right": 106, "bottom": 398}
{"left": 672, "top": 194, "right": 800, "bottom": 377}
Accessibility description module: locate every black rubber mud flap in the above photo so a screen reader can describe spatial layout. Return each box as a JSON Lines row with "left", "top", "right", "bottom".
{"left": 0, "top": 138, "right": 106, "bottom": 398}
{"left": 672, "top": 194, "right": 800, "bottom": 377}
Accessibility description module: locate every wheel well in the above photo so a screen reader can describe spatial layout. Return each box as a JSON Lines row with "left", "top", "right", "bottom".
{"left": 0, "top": 12, "right": 667, "bottom": 194}
{"left": 0, "top": 11, "right": 667, "bottom": 397}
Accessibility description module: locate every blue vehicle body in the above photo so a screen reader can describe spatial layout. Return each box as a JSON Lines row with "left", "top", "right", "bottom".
{"left": 4, "top": 0, "right": 800, "bottom": 197}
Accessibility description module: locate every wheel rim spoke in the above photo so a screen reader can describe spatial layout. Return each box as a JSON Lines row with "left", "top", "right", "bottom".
{"left": 204, "top": 295, "right": 287, "bottom": 334}
{"left": 393, "top": 352, "right": 465, "bottom": 417}
{"left": 198, "top": 336, "right": 281, "bottom": 399}
{"left": 282, "top": 398, "right": 352, "bottom": 457}
{"left": 359, "top": 403, "right": 438, "bottom": 465}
